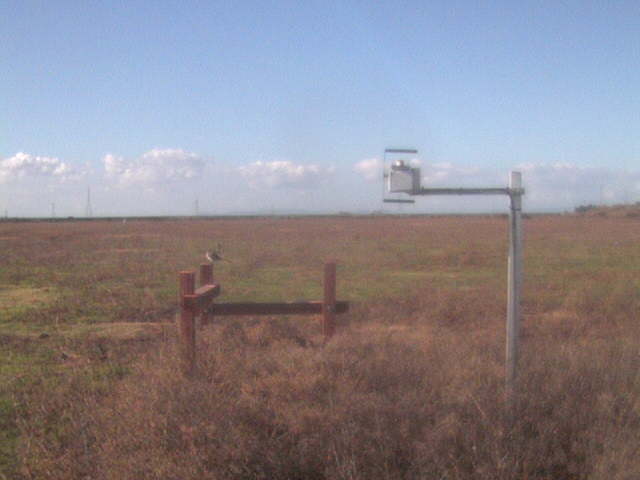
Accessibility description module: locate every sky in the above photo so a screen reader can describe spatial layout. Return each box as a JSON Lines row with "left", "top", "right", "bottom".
{"left": 2, "top": 0, "right": 639, "bottom": 216}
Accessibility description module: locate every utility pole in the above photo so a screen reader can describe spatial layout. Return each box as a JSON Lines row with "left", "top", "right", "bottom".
{"left": 85, "top": 187, "right": 93, "bottom": 217}
{"left": 51, "top": 202, "right": 56, "bottom": 218}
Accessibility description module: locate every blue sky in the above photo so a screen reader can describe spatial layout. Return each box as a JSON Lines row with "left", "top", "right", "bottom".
{"left": 2, "top": 0, "right": 639, "bottom": 216}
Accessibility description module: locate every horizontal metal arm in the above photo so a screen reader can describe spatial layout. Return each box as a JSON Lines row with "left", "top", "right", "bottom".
{"left": 383, "top": 198, "right": 416, "bottom": 204}
{"left": 385, "top": 148, "right": 418, "bottom": 154}
{"left": 414, "top": 187, "right": 524, "bottom": 196}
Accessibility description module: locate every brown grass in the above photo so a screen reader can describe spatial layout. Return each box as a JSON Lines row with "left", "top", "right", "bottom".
{"left": 3, "top": 214, "right": 640, "bottom": 479}
{"left": 20, "top": 305, "right": 640, "bottom": 479}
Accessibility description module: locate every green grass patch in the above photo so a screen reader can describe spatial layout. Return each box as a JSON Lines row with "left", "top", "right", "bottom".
{"left": 0, "top": 285, "right": 58, "bottom": 320}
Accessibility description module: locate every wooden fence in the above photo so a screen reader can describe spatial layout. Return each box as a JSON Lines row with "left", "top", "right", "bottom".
{"left": 178, "top": 261, "right": 348, "bottom": 374}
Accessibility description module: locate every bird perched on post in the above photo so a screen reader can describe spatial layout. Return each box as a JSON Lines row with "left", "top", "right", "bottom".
{"left": 206, "top": 243, "right": 230, "bottom": 263}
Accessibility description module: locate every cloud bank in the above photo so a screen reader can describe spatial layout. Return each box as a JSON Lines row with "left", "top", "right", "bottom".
{"left": 238, "top": 160, "right": 334, "bottom": 189}
{"left": 103, "top": 149, "right": 206, "bottom": 188}
{"left": 0, "top": 152, "right": 77, "bottom": 183}
{"left": 420, "top": 162, "right": 640, "bottom": 208}
{"left": 355, "top": 157, "right": 421, "bottom": 183}
{"left": 353, "top": 158, "right": 381, "bottom": 181}
{"left": 516, "top": 162, "right": 639, "bottom": 207}
{"left": 353, "top": 158, "right": 640, "bottom": 210}
{"left": 3, "top": 147, "right": 639, "bottom": 216}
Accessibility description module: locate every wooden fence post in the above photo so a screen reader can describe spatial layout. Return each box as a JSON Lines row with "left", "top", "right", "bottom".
{"left": 199, "top": 263, "right": 213, "bottom": 327}
{"left": 323, "top": 261, "right": 336, "bottom": 342}
{"left": 179, "top": 271, "right": 196, "bottom": 375}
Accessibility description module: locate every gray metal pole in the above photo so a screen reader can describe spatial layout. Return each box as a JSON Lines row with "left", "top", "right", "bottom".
{"left": 385, "top": 164, "right": 526, "bottom": 411}
{"left": 506, "top": 171, "right": 523, "bottom": 403}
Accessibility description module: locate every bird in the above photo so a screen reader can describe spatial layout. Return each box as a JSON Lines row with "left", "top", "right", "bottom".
{"left": 206, "top": 243, "right": 230, "bottom": 263}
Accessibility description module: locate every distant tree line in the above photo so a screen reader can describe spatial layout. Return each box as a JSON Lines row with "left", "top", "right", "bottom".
{"left": 575, "top": 204, "right": 598, "bottom": 214}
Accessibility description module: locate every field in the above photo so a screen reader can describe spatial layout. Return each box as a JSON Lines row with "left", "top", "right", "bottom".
{"left": 2, "top": 213, "right": 640, "bottom": 479}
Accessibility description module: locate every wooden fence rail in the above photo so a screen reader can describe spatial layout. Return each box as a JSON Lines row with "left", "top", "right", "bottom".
{"left": 178, "top": 261, "right": 348, "bottom": 375}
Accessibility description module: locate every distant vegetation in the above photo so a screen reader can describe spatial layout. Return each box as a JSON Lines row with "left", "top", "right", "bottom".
{"left": 2, "top": 215, "right": 640, "bottom": 478}
{"left": 575, "top": 203, "right": 599, "bottom": 214}
{"left": 575, "top": 202, "right": 640, "bottom": 217}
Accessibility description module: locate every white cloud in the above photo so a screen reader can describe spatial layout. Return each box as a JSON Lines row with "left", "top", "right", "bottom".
{"left": 0, "top": 152, "right": 77, "bottom": 183}
{"left": 354, "top": 157, "right": 421, "bottom": 182}
{"left": 353, "top": 157, "right": 640, "bottom": 211}
{"left": 238, "top": 160, "right": 334, "bottom": 189}
{"left": 420, "top": 162, "right": 501, "bottom": 187}
{"left": 354, "top": 158, "right": 381, "bottom": 182}
{"left": 420, "top": 161, "right": 640, "bottom": 209}
{"left": 103, "top": 148, "right": 205, "bottom": 188}
{"left": 515, "top": 162, "right": 640, "bottom": 208}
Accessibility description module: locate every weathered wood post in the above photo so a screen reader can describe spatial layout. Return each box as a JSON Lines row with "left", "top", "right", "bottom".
{"left": 323, "top": 261, "right": 337, "bottom": 342}
{"left": 199, "top": 263, "right": 213, "bottom": 327}
{"left": 179, "top": 271, "right": 196, "bottom": 375}
{"left": 506, "top": 171, "right": 523, "bottom": 405}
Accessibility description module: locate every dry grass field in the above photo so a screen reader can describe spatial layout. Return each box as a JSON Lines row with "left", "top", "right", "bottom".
{"left": 2, "top": 212, "right": 640, "bottom": 479}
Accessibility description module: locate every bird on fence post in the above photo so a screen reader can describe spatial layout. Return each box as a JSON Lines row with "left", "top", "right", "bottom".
{"left": 206, "top": 243, "right": 230, "bottom": 263}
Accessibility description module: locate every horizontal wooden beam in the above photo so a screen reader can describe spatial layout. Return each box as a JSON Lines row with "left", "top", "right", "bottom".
{"left": 182, "top": 283, "right": 221, "bottom": 312}
{"left": 208, "top": 301, "right": 349, "bottom": 316}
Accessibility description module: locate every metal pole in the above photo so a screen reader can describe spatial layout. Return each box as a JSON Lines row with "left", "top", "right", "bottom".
{"left": 384, "top": 164, "right": 526, "bottom": 407}
{"left": 506, "top": 171, "right": 523, "bottom": 403}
